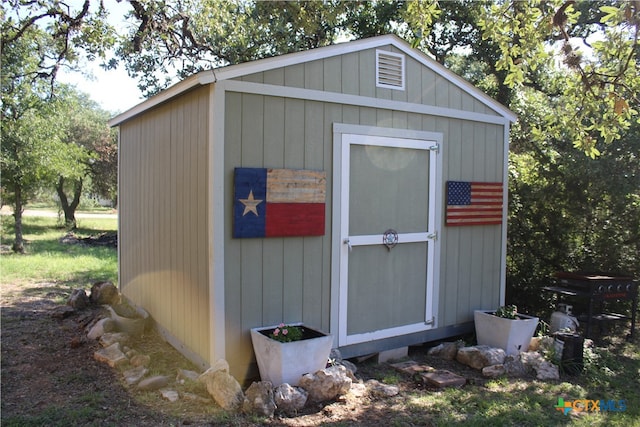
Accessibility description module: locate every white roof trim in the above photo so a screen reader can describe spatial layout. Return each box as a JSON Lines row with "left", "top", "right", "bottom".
{"left": 110, "top": 34, "right": 516, "bottom": 126}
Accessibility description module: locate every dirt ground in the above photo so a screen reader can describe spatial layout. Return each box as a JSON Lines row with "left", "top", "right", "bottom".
{"left": 2, "top": 280, "right": 487, "bottom": 426}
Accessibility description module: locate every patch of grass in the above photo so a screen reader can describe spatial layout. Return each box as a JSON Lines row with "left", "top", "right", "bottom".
{"left": 2, "top": 404, "right": 104, "bottom": 427}
{"left": 1, "top": 215, "right": 117, "bottom": 287}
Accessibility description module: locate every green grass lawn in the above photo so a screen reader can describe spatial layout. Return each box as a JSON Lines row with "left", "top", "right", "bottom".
{"left": 1, "top": 215, "right": 117, "bottom": 287}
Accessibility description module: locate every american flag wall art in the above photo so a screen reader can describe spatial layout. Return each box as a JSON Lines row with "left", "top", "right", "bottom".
{"left": 233, "top": 167, "right": 326, "bottom": 238}
{"left": 446, "top": 181, "right": 504, "bottom": 226}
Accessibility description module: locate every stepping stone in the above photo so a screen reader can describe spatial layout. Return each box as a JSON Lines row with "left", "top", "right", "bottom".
{"left": 389, "top": 360, "right": 433, "bottom": 375}
{"left": 421, "top": 369, "right": 466, "bottom": 388}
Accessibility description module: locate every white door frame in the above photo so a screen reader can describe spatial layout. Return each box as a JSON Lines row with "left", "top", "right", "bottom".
{"left": 331, "top": 124, "right": 443, "bottom": 347}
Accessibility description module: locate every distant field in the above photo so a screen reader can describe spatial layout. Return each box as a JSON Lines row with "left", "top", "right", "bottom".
{"left": 0, "top": 215, "right": 118, "bottom": 287}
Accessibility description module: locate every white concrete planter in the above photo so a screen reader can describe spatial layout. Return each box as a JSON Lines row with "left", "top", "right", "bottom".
{"left": 474, "top": 310, "right": 539, "bottom": 355}
{"left": 250, "top": 324, "right": 333, "bottom": 386}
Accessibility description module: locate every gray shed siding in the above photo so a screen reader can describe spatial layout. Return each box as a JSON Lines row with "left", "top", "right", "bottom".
{"left": 113, "top": 37, "right": 511, "bottom": 382}
{"left": 119, "top": 86, "right": 211, "bottom": 367}
{"left": 239, "top": 46, "right": 499, "bottom": 117}
{"left": 223, "top": 89, "right": 504, "bottom": 379}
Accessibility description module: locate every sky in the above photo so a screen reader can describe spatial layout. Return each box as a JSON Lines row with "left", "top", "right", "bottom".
{"left": 60, "top": 62, "right": 144, "bottom": 114}
{"left": 58, "top": 1, "right": 146, "bottom": 114}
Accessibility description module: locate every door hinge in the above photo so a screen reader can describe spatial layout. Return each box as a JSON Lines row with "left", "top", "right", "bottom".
{"left": 427, "top": 232, "right": 438, "bottom": 240}
{"left": 425, "top": 317, "right": 435, "bottom": 325}
{"left": 428, "top": 144, "right": 439, "bottom": 153}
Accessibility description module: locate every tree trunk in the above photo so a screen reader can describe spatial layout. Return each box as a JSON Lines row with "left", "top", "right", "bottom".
{"left": 56, "top": 176, "right": 83, "bottom": 230}
{"left": 12, "top": 184, "right": 25, "bottom": 253}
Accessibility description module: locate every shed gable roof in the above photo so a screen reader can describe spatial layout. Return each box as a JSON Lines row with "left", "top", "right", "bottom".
{"left": 110, "top": 34, "right": 516, "bottom": 126}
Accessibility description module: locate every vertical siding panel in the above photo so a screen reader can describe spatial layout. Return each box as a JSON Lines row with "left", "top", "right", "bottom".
{"left": 263, "top": 68, "right": 284, "bottom": 86}
{"left": 302, "top": 100, "right": 324, "bottom": 328}
{"left": 283, "top": 98, "right": 305, "bottom": 324}
{"left": 304, "top": 61, "right": 323, "bottom": 91}
{"left": 169, "top": 100, "right": 180, "bottom": 336}
{"left": 358, "top": 51, "right": 375, "bottom": 98}
{"left": 407, "top": 112, "right": 422, "bottom": 131}
{"left": 421, "top": 66, "right": 437, "bottom": 106}
{"left": 157, "top": 107, "right": 171, "bottom": 324}
{"left": 284, "top": 63, "right": 305, "bottom": 89}
{"left": 284, "top": 99, "right": 305, "bottom": 167}
{"left": 444, "top": 118, "right": 464, "bottom": 325}
{"left": 342, "top": 105, "right": 359, "bottom": 125}
{"left": 242, "top": 72, "right": 263, "bottom": 84}
{"left": 176, "top": 98, "right": 187, "bottom": 342}
{"left": 224, "top": 93, "right": 244, "bottom": 369}
{"left": 460, "top": 120, "right": 477, "bottom": 321}
{"left": 359, "top": 107, "right": 377, "bottom": 126}
{"left": 392, "top": 111, "right": 408, "bottom": 130}
{"left": 407, "top": 57, "right": 422, "bottom": 104}
{"left": 322, "top": 103, "right": 341, "bottom": 331}
{"left": 263, "top": 95, "right": 285, "bottom": 325}
{"left": 323, "top": 57, "right": 342, "bottom": 93}
{"left": 341, "top": 52, "right": 359, "bottom": 96}
{"left": 188, "top": 95, "right": 200, "bottom": 349}
{"left": 449, "top": 85, "right": 463, "bottom": 111}
{"left": 435, "top": 74, "right": 448, "bottom": 108}
{"left": 487, "top": 124, "right": 502, "bottom": 309}
{"left": 197, "top": 90, "right": 210, "bottom": 359}
{"left": 240, "top": 92, "right": 264, "bottom": 340}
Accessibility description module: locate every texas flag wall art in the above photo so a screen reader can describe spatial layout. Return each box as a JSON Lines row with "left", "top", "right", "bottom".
{"left": 233, "top": 167, "right": 326, "bottom": 238}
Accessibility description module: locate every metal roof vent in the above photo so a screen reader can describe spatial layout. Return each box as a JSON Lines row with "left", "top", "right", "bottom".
{"left": 376, "top": 50, "right": 405, "bottom": 90}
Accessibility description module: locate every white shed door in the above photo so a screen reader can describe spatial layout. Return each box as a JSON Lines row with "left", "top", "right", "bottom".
{"left": 337, "top": 133, "right": 437, "bottom": 346}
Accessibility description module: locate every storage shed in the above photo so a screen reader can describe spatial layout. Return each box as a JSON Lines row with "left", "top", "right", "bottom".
{"left": 109, "top": 34, "right": 516, "bottom": 382}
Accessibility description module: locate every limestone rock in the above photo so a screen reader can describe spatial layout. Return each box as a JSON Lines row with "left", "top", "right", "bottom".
{"left": 177, "top": 368, "right": 200, "bottom": 384}
{"left": 99, "top": 332, "right": 130, "bottom": 347}
{"left": 535, "top": 361, "right": 560, "bottom": 381}
{"left": 198, "top": 369, "right": 244, "bottom": 411}
{"left": 347, "top": 382, "right": 368, "bottom": 399}
{"left": 94, "top": 342, "right": 128, "bottom": 368}
{"left": 366, "top": 379, "right": 399, "bottom": 397}
{"left": 482, "top": 364, "right": 506, "bottom": 378}
{"left": 456, "top": 346, "right": 506, "bottom": 370}
{"left": 299, "top": 365, "right": 352, "bottom": 403}
{"left": 330, "top": 348, "right": 343, "bottom": 363}
{"left": 161, "top": 389, "right": 180, "bottom": 402}
{"left": 503, "top": 354, "right": 527, "bottom": 377}
{"left": 428, "top": 342, "right": 461, "bottom": 360}
{"left": 87, "top": 317, "right": 115, "bottom": 340}
{"left": 138, "top": 375, "right": 170, "bottom": 391}
{"left": 243, "top": 381, "right": 276, "bottom": 417}
{"left": 123, "top": 365, "right": 148, "bottom": 386}
{"left": 201, "top": 359, "right": 229, "bottom": 375}
{"left": 274, "top": 383, "right": 308, "bottom": 415}
{"left": 68, "top": 288, "right": 90, "bottom": 309}
{"left": 90, "top": 281, "right": 120, "bottom": 305}
{"left": 518, "top": 351, "right": 559, "bottom": 380}
{"left": 338, "top": 360, "right": 358, "bottom": 379}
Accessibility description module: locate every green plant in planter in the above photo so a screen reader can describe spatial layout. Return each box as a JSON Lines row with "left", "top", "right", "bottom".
{"left": 269, "top": 323, "right": 303, "bottom": 343}
{"left": 495, "top": 305, "right": 518, "bottom": 319}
